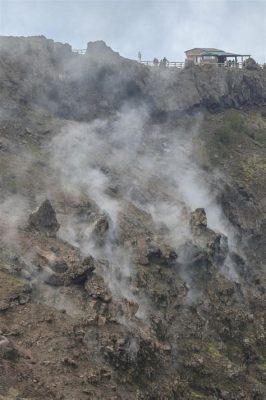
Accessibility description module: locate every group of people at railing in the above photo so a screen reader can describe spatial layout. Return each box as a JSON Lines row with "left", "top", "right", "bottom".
{"left": 141, "top": 59, "right": 248, "bottom": 69}
{"left": 138, "top": 52, "right": 263, "bottom": 69}
{"left": 224, "top": 59, "right": 241, "bottom": 68}
{"left": 152, "top": 57, "right": 169, "bottom": 67}
{"left": 138, "top": 51, "right": 169, "bottom": 68}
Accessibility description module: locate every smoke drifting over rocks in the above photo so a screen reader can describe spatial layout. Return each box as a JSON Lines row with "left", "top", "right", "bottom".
{"left": 0, "top": 36, "right": 265, "bottom": 400}
{"left": 48, "top": 98, "right": 240, "bottom": 321}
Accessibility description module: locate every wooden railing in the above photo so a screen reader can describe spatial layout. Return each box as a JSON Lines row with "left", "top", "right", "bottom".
{"left": 71, "top": 50, "right": 264, "bottom": 70}
{"left": 140, "top": 61, "right": 264, "bottom": 69}
{"left": 217, "top": 62, "right": 243, "bottom": 68}
{"left": 205, "top": 62, "right": 263, "bottom": 69}
{"left": 72, "top": 49, "right": 86, "bottom": 55}
{"left": 140, "top": 60, "right": 185, "bottom": 68}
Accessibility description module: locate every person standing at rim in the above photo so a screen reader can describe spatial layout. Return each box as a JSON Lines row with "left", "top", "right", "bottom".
{"left": 138, "top": 51, "right": 142, "bottom": 62}
{"left": 162, "top": 57, "right": 168, "bottom": 67}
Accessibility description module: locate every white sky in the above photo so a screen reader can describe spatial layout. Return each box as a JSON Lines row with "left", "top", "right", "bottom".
{"left": 0, "top": 0, "right": 265, "bottom": 62}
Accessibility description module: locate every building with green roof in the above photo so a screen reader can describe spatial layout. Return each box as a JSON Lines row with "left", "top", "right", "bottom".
{"left": 185, "top": 48, "right": 251, "bottom": 66}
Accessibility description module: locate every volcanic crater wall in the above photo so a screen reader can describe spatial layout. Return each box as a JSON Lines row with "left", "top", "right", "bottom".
{"left": 0, "top": 35, "right": 265, "bottom": 121}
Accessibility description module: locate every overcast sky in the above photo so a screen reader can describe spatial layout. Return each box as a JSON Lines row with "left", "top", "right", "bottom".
{"left": 0, "top": 0, "right": 265, "bottom": 62}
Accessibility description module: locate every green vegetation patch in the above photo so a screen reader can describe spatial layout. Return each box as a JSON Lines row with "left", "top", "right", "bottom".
{"left": 257, "top": 362, "right": 266, "bottom": 372}
{"left": 242, "top": 154, "right": 266, "bottom": 181}
{"left": 0, "top": 270, "right": 26, "bottom": 302}
{"left": 214, "top": 110, "right": 247, "bottom": 147}
{"left": 206, "top": 342, "right": 223, "bottom": 360}
{"left": 191, "top": 390, "right": 206, "bottom": 399}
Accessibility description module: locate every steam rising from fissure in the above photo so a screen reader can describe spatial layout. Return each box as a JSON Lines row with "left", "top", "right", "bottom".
{"left": 50, "top": 105, "right": 238, "bottom": 313}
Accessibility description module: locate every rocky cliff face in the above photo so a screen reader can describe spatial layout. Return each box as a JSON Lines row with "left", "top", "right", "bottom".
{"left": 0, "top": 36, "right": 265, "bottom": 120}
{"left": 0, "top": 36, "right": 265, "bottom": 400}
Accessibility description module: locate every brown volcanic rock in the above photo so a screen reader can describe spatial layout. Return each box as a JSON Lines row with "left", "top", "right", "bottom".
{"left": 91, "top": 213, "right": 110, "bottom": 246}
{"left": 34, "top": 246, "right": 96, "bottom": 287}
{"left": 0, "top": 335, "right": 18, "bottom": 361}
{"left": 118, "top": 202, "right": 177, "bottom": 266}
{"left": 190, "top": 208, "right": 208, "bottom": 235}
{"left": 28, "top": 199, "right": 60, "bottom": 237}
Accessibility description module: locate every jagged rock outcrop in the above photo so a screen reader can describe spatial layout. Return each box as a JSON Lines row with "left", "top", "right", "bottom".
{"left": 91, "top": 213, "right": 110, "bottom": 246}
{"left": 244, "top": 57, "right": 261, "bottom": 71}
{"left": 33, "top": 244, "right": 96, "bottom": 286}
{"left": 36, "top": 248, "right": 68, "bottom": 273}
{"left": 85, "top": 273, "right": 112, "bottom": 303}
{"left": 177, "top": 208, "right": 230, "bottom": 283}
{"left": 86, "top": 40, "right": 122, "bottom": 64}
{"left": 28, "top": 199, "right": 60, "bottom": 236}
{"left": 190, "top": 208, "right": 207, "bottom": 234}
{"left": 118, "top": 202, "right": 177, "bottom": 266}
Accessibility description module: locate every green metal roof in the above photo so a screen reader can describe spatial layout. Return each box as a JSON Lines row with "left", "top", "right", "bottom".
{"left": 204, "top": 51, "right": 250, "bottom": 57}
{"left": 200, "top": 48, "right": 224, "bottom": 52}
{"left": 185, "top": 48, "right": 250, "bottom": 57}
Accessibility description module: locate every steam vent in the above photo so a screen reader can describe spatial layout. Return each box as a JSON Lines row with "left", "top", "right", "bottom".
{"left": 0, "top": 34, "right": 265, "bottom": 400}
